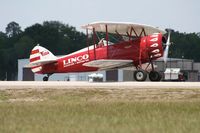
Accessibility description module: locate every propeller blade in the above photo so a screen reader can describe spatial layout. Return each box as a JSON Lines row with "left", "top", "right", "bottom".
{"left": 163, "top": 29, "right": 173, "bottom": 64}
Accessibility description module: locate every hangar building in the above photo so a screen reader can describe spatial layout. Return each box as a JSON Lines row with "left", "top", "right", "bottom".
{"left": 18, "top": 58, "right": 200, "bottom": 81}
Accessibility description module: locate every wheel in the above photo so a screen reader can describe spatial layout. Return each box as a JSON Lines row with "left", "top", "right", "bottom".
{"left": 149, "top": 71, "right": 162, "bottom": 81}
{"left": 134, "top": 70, "right": 147, "bottom": 81}
{"left": 43, "top": 76, "right": 49, "bottom": 81}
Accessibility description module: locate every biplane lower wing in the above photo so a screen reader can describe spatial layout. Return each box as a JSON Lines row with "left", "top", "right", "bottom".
{"left": 83, "top": 59, "right": 133, "bottom": 70}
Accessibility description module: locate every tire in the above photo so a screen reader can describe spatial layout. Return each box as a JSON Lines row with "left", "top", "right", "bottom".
{"left": 149, "top": 71, "right": 162, "bottom": 81}
{"left": 134, "top": 70, "right": 147, "bottom": 81}
{"left": 43, "top": 76, "right": 49, "bottom": 81}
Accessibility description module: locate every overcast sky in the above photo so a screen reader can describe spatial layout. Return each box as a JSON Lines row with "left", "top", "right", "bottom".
{"left": 0, "top": 0, "right": 199, "bottom": 33}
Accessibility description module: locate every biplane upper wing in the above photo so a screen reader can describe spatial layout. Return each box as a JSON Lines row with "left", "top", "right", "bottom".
{"left": 83, "top": 59, "right": 133, "bottom": 70}
{"left": 82, "top": 21, "right": 166, "bottom": 36}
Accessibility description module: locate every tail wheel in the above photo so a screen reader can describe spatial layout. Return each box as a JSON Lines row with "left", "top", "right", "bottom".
{"left": 134, "top": 70, "right": 147, "bottom": 81}
{"left": 149, "top": 71, "right": 162, "bottom": 81}
{"left": 43, "top": 76, "right": 49, "bottom": 81}
{"left": 43, "top": 73, "right": 53, "bottom": 81}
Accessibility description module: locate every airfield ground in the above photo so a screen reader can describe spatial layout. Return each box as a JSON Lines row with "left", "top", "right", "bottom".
{"left": 1, "top": 81, "right": 200, "bottom": 89}
{"left": 0, "top": 81, "right": 200, "bottom": 133}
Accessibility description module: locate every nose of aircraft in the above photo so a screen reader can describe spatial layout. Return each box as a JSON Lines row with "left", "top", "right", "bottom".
{"left": 146, "top": 33, "right": 163, "bottom": 60}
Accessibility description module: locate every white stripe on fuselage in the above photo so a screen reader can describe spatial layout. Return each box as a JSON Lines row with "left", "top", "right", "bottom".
{"left": 32, "top": 66, "right": 42, "bottom": 73}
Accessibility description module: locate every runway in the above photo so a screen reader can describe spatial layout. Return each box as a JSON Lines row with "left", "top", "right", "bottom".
{"left": 1, "top": 81, "right": 200, "bottom": 90}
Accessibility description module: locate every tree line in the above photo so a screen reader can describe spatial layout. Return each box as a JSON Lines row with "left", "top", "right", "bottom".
{"left": 170, "top": 31, "right": 200, "bottom": 61}
{"left": 0, "top": 21, "right": 86, "bottom": 80}
{"left": 0, "top": 21, "right": 199, "bottom": 80}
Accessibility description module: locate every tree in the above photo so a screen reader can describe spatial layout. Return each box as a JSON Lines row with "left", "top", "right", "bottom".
{"left": 14, "top": 36, "right": 34, "bottom": 59}
{"left": 170, "top": 31, "right": 200, "bottom": 62}
{"left": 24, "top": 21, "right": 86, "bottom": 55}
{"left": 0, "top": 49, "right": 8, "bottom": 80}
{"left": 6, "top": 21, "right": 22, "bottom": 37}
{"left": 0, "top": 32, "right": 7, "bottom": 49}
{"left": 197, "top": 32, "right": 200, "bottom": 38}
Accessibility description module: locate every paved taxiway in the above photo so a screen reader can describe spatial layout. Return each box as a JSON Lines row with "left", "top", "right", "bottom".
{"left": 0, "top": 81, "right": 200, "bottom": 90}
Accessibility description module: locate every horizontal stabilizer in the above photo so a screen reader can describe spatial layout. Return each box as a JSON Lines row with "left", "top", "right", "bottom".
{"left": 26, "top": 58, "right": 57, "bottom": 68}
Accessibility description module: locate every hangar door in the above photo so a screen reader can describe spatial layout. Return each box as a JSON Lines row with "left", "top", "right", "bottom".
{"left": 23, "top": 67, "right": 34, "bottom": 81}
{"left": 106, "top": 70, "right": 118, "bottom": 81}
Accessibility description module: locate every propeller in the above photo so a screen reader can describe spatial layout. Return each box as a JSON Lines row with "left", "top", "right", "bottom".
{"left": 163, "top": 28, "right": 174, "bottom": 65}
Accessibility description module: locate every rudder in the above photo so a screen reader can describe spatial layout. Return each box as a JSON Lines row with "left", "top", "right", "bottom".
{"left": 29, "top": 44, "right": 57, "bottom": 73}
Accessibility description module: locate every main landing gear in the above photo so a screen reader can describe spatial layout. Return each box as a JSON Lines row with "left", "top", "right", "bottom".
{"left": 134, "top": 70, "right": 162, "bottom": 81}
{"left": 149, "top": 71, "right": 162, "bottom": 81}
{"left": 43, "top": 74, "right": 53, "bottom": 81}
{"left": 134, "top": 70, "right": 147, "bottom": 81}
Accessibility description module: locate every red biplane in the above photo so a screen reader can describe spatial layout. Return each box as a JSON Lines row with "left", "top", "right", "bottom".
{"left": 28, "top": 21, "right": 172, "bottom": 81}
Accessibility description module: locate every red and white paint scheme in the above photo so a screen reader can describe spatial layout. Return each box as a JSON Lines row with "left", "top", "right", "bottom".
{"left": 28, "top": 22, "right": 172, "bottom": 81}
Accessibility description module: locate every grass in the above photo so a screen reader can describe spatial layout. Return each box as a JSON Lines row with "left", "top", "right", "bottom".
{"left": 0, "top": 88, "right": 200, "bottom": 133}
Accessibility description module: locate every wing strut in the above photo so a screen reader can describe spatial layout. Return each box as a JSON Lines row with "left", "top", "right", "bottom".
{"left": 139, "top": 28, "right": 146, "bottom": 37}
{"left": 131, "top": 27, "right": 138, "bottom": 37}
{"left": 105, "top": 24, "right": 109, "bottom": 59}
{"left": 86, "top": 28, "right": 90, "bottom": 60}
{"left": 92, "top": 28, "right": 96, "bottom": 60}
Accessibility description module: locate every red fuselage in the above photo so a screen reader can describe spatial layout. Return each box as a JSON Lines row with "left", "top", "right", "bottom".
{"left": 40, "top": 33, "right": 163, "bottom": 74}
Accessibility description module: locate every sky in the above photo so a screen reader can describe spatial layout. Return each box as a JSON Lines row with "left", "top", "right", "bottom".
{"left": 0, "top": 0, "right": 199, "bottom": 33}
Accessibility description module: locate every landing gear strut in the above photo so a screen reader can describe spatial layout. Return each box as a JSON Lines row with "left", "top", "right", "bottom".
{"left": 134, "top": 59, "right": 162, "bottom": 81}
{"left": 43, "top": 74, "right": 53, "bottom": 81}
{"left": 134, "top": 70, "right": 162, "bottom": 81}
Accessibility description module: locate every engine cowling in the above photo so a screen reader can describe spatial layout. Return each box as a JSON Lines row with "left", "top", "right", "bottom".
{"left": 145, "top": 33, "right": 164, "bottom": 60}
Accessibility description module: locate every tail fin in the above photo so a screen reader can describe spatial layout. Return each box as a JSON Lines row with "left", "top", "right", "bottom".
{"left": 29, "top": 44, "right": 57, "bottom": 73}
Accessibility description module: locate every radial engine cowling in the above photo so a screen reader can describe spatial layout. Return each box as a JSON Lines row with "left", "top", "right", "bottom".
{"left": 146, "top": 33, "right": 164, "bottom": 60}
